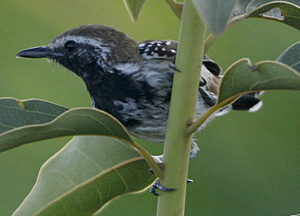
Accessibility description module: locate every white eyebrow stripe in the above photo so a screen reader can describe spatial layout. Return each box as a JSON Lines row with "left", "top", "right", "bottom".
{"left": 50, "top": 35, "right": 111, "bottom": 53}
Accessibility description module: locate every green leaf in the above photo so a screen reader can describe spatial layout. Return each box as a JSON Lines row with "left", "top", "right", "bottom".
{"left": 229, "top": 1, "right": 300, "bottom": 31}
{"left": 0, "top": 97, "right": 163, "bottom": 178}
{"left": 187, "top": 57, "right": 300, "bottom": 134}
{"left": 234, "top": 0, "right": 300, "bottom": 15}
{"left": 0, "top": 98, "right": 68, "bottom": 134}
{"left": 218, "top": 58, "right": 300, "bottom": 107}
{"left": 123, "top": 0, "right": 147, "bottom": 22}
{"left": 192, "top": 0, "right": 237, "bottom": 36}
{"left": 205, "top": 1, "right": 300, "bottom": 52}
{"left": 12, "top": 136, "right": 156, "bottom": 216}
{"left": 247, "top": 1, "right": 300, "bottom": 30}
{"left": 277, "top": 41, "right": 300, "bottom": 72}
{"left": 1, "top": 100, "right": 161, "bottom": 215}
{"left": 0, "top": 99, "right": 133, "bottom": 152}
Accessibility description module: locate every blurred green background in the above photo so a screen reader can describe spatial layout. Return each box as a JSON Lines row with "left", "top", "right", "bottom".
{"left": 1, "top": 0, "right": 300, "bottom": 215}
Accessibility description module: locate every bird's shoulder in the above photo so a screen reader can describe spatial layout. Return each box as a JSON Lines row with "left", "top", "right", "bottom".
{"left": 137, "top": 40, "right": 222, "bottom": 77}
{"left": 138, "top": 40, "right": 178, "bottom": 60}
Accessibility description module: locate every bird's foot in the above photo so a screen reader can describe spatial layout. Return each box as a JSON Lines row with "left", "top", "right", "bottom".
{"left": 149, "top": 178, "right": 193, "bottom": 196}
{"left": 150, "top": 179, "right": 177, "bottom": 196}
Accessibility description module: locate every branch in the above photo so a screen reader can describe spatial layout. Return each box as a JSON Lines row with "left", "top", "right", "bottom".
{"left": 156, "top": 0, "right": 206, "bottom": 215}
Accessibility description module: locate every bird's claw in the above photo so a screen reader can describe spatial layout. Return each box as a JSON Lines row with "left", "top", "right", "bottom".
{"left": 169, "top": 56, "right": 181, "bottom": 72}
{"left": 148, "top": 168, "right": 154, "bottom": 174}
{"left": 150, "top": 179, "right": 177, "bottom": 196}
{"left": 169, "top": 63, "right": 181, "bottom": 72}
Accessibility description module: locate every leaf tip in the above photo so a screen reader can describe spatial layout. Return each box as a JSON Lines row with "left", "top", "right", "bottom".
{"left": 123, "top": 0, "right": 145, "bottom": 23}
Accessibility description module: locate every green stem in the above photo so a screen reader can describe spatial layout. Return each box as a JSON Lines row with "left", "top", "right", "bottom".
{"left": 204, "top": 34, "right": 216, "bottom": 54}
{"left": 132, "top": 140, "right": 163, "bottom": 179}
{"left": 187, "top": 94, "right": 242, "bottom": 135}
{"left": 165, "top": 0, "right": 183, "bottom": 19}
{"left": 156, "top": 0, "right": 206, "bottom": 215}
{"left": 186, "top": 105, "right": 219, "bottom": 136}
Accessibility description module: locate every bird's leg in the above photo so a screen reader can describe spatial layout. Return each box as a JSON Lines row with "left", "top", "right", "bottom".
{"left": 149, "top": 178, "right": 193, "bottom": 196}
{"left": 148, "top": 161, "right": 176, "bottom": 196}
{"left": 150, "top": 179, "right": 177, "bottom": 196}
{"left": 149, "top": 152, "right": 196, "bottom": 196}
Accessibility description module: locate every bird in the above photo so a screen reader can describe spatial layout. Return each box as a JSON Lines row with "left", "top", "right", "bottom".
{"left": 16, "top": 24, "right": 262, "bottom": 160}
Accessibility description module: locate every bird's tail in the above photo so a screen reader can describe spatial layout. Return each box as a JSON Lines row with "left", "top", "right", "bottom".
{"left": 232, "top": 92, "right": 263, "bottom": 112}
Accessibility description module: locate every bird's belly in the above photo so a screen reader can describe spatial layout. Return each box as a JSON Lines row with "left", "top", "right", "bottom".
{"left": 127, "top": 124, "right": 167, "bottom": 143}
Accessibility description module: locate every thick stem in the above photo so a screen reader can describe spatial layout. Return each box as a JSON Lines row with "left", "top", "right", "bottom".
{"left": 156, "top": 0, "right": 206, "bottom": 215}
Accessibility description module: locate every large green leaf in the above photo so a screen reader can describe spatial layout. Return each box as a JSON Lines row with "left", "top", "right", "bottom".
{"left": 184, "top": 0, "right": 300, "bottom": 37}
{"left": 0, "top": 98, "right": 133, "bottom": 152}
{"left": 123, "top": 0, "right": 147, "bottom": 22}
{"left": 216, "top": 35, "right": 300, "bottom": 108}
{"left": 247, "top": 1, "right": 300, "bottom": 30}
{"left": 0, "top": 98, "right": 68, "bottom": 134}
{"left": 277, "top": 41, "right": 300, "bottom": 72}
{"left": 192, "top": 0, "right": 237, "bottom": 36}
{"left": 235, "top": 0, "right": 300, "bottom": 14}
{"left": 0, "top": 97, "right": 162, "bottom": 176}
{"left": 188, "top": 57, "right": 300, "bottom": 134}
{"left": 0, "top": 100, "right": 160, "bottom": 215}
{"left": 218, "top": 59, "right": 300, "bottom": 106}
{"left": 12, "top": 136, "right": 156, "bottom": 216}
{"left": 229, "top": 1, "right": 300, "bottom": 30}
{"left": 205, "top": 1, "right": 300, "bottom": 52}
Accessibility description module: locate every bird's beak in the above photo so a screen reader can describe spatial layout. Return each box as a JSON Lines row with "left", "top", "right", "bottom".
{"left": 16, "top": 46, "right": 63, "bottom": 59}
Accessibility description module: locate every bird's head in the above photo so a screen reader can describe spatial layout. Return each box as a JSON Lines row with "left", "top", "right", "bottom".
{"left": 16, "top": 25, "right": 140, "bottom": 78}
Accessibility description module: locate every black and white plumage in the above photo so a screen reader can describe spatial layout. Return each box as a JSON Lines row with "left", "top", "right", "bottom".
{"left": 16, "top": 25, "right": 262, "bottom": 158}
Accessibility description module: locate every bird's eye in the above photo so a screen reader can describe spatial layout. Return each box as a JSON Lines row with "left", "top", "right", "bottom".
{"left": 64, "top": 40, "right": 77, "bottom": 53}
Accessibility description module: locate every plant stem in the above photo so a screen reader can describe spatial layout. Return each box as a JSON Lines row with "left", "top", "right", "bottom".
{"left": 156, "top": 0, "right": 206, "bottom": 215}
{"left": 204, "top": 34, "right": 216, "bottom": 54}
{"left": 187, "top": 96, "right": 241, "bottom": 135}
{"left": 132, "top": 141, "right": 163, "bottom": 179}
{"left": 186, "top": 105, "right": 219, "bottom": 136}
{"left": 165, "top": 0, "right": 183, "bottom": 19}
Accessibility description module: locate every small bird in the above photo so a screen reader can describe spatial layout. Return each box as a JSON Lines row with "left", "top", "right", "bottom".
{"left": 16, "top": 25, "right": 262, "bottom": 159}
